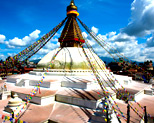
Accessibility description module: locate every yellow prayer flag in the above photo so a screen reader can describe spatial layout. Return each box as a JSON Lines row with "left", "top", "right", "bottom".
{"left": 20, "top": 120, "right": 23, "bottom": 123}
{"left": 105, "top": 118, "right": 107, "bottom": 122}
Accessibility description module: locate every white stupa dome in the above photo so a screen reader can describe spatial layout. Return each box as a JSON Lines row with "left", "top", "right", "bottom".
{"left": 37, "top": 47, "right": 106, "bottom": 70}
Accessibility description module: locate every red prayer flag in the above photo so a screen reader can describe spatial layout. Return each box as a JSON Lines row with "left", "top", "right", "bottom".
{"left": 39, "top": 88, "right": 41, "bottom": 94}
{"left": 2, "top": 115, "right": 5, "bottom": 119}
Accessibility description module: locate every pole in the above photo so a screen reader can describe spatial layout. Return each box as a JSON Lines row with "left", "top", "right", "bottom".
{"left": 144, "top": 106, "right": 148, "bottom": 123}
{"left": 106, "top": 105, "right": 109, "bottom": 123}
{"left": 127, "top": 104, "right": 130, "bottom": 123}
{"left": 12, "top": 111, "right": 14, "bottom": 118}
{"left": 117, "top": 115, "right": 121, "bottom": 123}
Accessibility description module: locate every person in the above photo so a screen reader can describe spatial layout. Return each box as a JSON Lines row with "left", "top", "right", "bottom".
{"left": 4, "top": 83, "right": 7, "bottom": 91}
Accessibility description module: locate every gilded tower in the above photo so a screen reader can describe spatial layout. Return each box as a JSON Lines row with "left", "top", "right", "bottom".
{"left": 58, "top": 0, "right": 85, "bottom": 47}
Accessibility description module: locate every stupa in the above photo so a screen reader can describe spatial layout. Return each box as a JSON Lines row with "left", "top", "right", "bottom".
{"left": 4, "top": 93, "right": 22, "bottom": 113}
{"left": 30, "top": 0, "right": 117, "bottom": 92}
{"left": 36, "top": 0, "right": 106, "bottom": 73}
{"left": 1, "top": 1, "right": 154, "bottom": 123}
{"left": 3, "top": 1, "right": 119, "bottom": 122}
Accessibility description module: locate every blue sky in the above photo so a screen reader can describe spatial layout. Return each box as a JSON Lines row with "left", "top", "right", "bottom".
{"left": 0, "top": 0, "right": 154, "bottom": 62}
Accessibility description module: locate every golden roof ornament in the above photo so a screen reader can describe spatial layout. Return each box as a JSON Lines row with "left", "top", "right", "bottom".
{"left": 67, "top": 0, "right": 79, "bottom": 16}
{"left": 70, "top": 0, "right": 74, "bottom": 5}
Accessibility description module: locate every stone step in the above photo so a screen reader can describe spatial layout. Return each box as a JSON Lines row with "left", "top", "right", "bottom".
{"left": 94, "top": 111, "right": 112, "bottom": 117}
{"left": 55, "top": 87, "right": 108, "bottom": 109}
{"left": 89, "top": 115, "right": 109, "bottom": 123}
{"left": 15, "top": 79, "right": 25, "bottom": 86}
{"left": 94, "top": 112, "right": 106, "bottom": 117}
{"left": 55, "top": 94, "right": 97, "bottom": 109}
{"left": 61, "top": 76, "right": 93, "bottom": 89}
{"left": 144, "top": 89, "right": 153, "bottom": 95}
{"left": 61, "top": 80, "right": 87, "bottom": 89}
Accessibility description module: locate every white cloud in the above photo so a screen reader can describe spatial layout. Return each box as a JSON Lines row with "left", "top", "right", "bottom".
{"left": 37, "top": 48, "right": 51, "bottom": 55}
{"left": 91, "top": 26, "right": 99, "bottom": 34}
{"left": 54, "top": 33, "right": 60, "bottom": 37}
{"left": 0, "top": 53, "right": 17, "bottom": 61}
{"left": 9, "top": 37, "right": 27, "bottom": 46}
{"left": 44, "top": 42, "right": 59, "bottom": 50}
{"left": 82, "top": 31, "right": 95, "bottom": 46}
{"left": 82, "top": 32, "right": 88, "bottom": 38}
{"left": 6, "top": 29, "right": 41, "bottom": 48}
{"left": 122, "top": 0, "right": 154, "bottom": 37}
{"left": 0, "top": 34, "right": 6, "bottom": 44}
{"left": 30, "top": 56, "right": 42, "bottom": 61}
{"left": 29, "top": 30, "right": 40, "bottom": 39}
{"left": 83, "top": 0, "right": 154, "bottom": 62}
{"left": 146, "top": 34, "right": 154, "bottom": 47}
{"left": 88, "top": 27, "right": 136, "bottom": 43}
{"left": 108, "top": 31, "right": 116, "bottom": 38}
{"left": 7, "top": 53, "right": 16, "bottom": 57}
{"left": 50, "top": 37, "right": 58, "bottom": 42}
{"left": 97, "top": 34, "right": 108, "bottom": 41}
{"left": 0, "top": 54, "right": 6, "bottom": 60}
{"left": 85, "top": 26, "right": 152, "bottom": 62}
{"left": 5, "top": 41, "right": 15, "bottom": 49}
{"left": 108, "top": 33, "right": 136, "bottom": 42}
{"left": 141, "top": 47, "right": 154, "bottom": 60}
{"left": 0, "top": 30, "right": 61, "bottom": 61}
{"left": 87, "top": 39, "right": 95, "bottom": 46}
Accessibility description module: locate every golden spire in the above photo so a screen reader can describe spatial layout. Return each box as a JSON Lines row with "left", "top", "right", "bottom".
{"left": 58, "top": 0, "right": 84, "bottom": 47}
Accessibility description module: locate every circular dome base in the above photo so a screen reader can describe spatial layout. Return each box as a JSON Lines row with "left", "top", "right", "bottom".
{"left": 37, "top": 47, "right": 106, "bottom": 70}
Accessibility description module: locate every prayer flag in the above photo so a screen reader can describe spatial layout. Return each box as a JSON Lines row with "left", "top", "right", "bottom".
{"left": 10, "top": 118, "right": 13, "bottom": 121}
{"left": 2, "top": 115, "right": 5, "bottom": 119}
{"left": 105, "top": 118, "right": 107, "bottom": 122}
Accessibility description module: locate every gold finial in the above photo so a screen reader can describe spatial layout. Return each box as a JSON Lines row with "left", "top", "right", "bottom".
{"left": 70, "top": 0, "right": 75, "bottom": 5}
{"left": 67, "top": 0, "right": 79, "bottom": 16}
